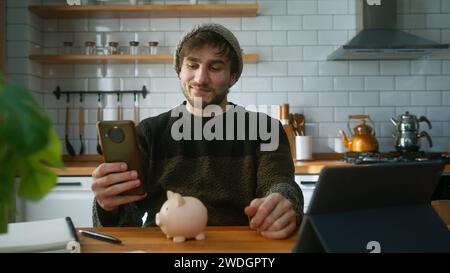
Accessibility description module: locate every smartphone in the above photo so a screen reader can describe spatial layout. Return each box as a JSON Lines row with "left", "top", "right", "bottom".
{"left": 97, "top": 120, "right": 145, "bottom": 195}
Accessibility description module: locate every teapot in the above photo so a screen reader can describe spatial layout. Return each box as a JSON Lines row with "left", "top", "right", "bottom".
{"left": 390, "top": 111, "right": 433, "bottom": 152}
{"left": 341, "top": 115, "right": 379, "bottom": 153}
{"left": 390, "top": 111, "right": 432, "bottom": 132}
{"left": 393, "top": 130, "right": 433, "bottom": 152}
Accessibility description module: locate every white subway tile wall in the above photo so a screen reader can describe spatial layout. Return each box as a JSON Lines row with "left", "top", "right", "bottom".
{"left": 6, "top": 0, "right": 450, "bottom": 154}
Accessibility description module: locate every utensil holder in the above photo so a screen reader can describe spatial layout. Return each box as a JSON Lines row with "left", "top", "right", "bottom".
{"left": 295, "top": 136, "right": 312, "bottom": 160}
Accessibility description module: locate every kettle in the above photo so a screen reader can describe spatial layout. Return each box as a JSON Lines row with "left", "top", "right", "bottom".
{"left": 390, "top": 111, "right": 433, "bottom": 152}
{"left": 341, "top": 115, "right": 379, "bottom": 153}
{"left": 390, "top": 111, "right": 432, "bottom": 132}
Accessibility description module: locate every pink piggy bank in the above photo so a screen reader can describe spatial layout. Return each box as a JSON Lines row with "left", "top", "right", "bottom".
{"left": 155, "top": 190, "right": 208, "bottom": 242}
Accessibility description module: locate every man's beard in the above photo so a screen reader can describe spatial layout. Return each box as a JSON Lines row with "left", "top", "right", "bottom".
{"left": 181, "top": 82, "right": 229, "bottom": 109}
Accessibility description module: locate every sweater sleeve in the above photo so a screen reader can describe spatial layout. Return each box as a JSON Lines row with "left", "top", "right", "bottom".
{"left": 92, "top": 199, "right": 143, "bottom": 227}
{"left": 255, "top": 119, "right": 304, "bottom": 226}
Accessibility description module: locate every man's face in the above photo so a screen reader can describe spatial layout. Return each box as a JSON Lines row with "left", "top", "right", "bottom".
{"left": 179, "top": 44, "right": 236, "bottom": 109}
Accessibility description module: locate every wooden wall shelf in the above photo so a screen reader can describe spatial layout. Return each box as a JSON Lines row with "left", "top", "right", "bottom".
{"left": 29, "top": 53, "right": 259, "bottom": 64}
{"left": 29, "top": 4, "right": 258, "bottom": 19}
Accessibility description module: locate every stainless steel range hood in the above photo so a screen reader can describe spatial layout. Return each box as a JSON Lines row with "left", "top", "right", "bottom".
{"left": 328, "top": 0, "right": 449, "bottom": 61}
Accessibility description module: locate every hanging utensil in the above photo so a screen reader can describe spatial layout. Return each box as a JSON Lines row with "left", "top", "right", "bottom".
{"left": 295, "top": 113, "right": 305, "bottom": 136}
{"left": 96, "top": 93, "right": 103, "bottom": 155}
{"left": 293, "top": 113, "right": 305, "bottom": 136}
{"left": 117, "top": 92, "right": 123, "bottom": 121}
{"left": 133, "top": 92, "right": 139, "bottom": 125}
{"left": 78, "top": 94, "right": 85, "bottom": 155}
{"left": 288, "top": 113, "right": 299, "bottom": 136}
{"left": 65, "top": 95, "right": 76, "bottom": 156}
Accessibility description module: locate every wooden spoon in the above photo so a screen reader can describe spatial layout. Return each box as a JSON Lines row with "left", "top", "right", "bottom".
{"left": 133, "top": 93, "right": 139, "bottom": 125}
{"left": 96, "top": 94, "right": 103, "bottom": 155}
{"left": 288, "top": 113, "right": 299, "bottom": 136}
{"left": 78, "top": 95, "right": 85, "bottom": 155}
{"left": 117, "top": 93, "right": 123, "bottom": 121}
{"left": 295, "top": 113, "right": 305, "bottom": 136}
{"left": 65, "top": 102, "right": 76, "bottom": 156}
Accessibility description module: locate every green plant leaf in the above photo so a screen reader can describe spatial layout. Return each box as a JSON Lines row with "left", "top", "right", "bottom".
{"left": 0, "top": 151, "right": 17, "bottom": 234}
{"left": 0, "top": 76, "right": 63, "bottom": 233}
{"left": 0, "top": 151, "right": 16, "bottom": 205}
{"left": 0, "top": 82, "right": 51, "bottom": 156}
{"left": 0, "top": 205, "right": 8, "bottom": 234}
{"left": 16, "top": 127, "right": 63, "bottom": 201}
{"left": 35, "top": 128, "right": 64, "bottom": 169}
{"left": 17, "top": 128, "right": 63, "bottom": 201}
{"left": 18, "top": 156, "right": 57, "bottom": 202}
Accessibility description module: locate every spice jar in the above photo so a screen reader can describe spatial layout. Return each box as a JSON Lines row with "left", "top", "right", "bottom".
{"left": 107, "top": 42, "right": 119, "bottom": 55}
{"left": 129, "top": 41, "right": 140, "bottom": 55}
{"left": 62, "top": 41, "right": 73, "bottom": 55}
{"left": 148, "top": 41, "right": 159, "bottom": 55}
{"left": 84, "top": 41, "right": 96, "bottom": 55}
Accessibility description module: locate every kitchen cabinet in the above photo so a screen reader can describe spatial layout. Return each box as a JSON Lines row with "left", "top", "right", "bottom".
{"left": 15, "top": 176, "right": 95, "bottom": 227}
{"left": 295, "top": 174, "right": 319, "bottom": 213}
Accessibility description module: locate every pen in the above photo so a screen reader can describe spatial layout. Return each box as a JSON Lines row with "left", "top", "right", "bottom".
{"left": 78, "top": 229, "right": 122, "bottom": 244}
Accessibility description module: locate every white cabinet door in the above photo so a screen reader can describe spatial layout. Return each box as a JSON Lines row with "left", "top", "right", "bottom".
{"left": 295, "top": 175, "right": 319, "bottom": 213}
{"left": 16, "top": 177, "right": 94, "bottom": 227}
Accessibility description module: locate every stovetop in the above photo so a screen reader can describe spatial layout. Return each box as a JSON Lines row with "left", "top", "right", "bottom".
{"left": 342, "top": 151, "right": 450, "bottom": 165}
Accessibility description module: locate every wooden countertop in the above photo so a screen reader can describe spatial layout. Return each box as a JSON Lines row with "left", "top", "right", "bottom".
{"left": 295, "top": 160, "right": 350, "bottom": 174}
{"left": 294, "top": 153, "right": 450, "bottom": 174}
{"left": 77, "top": 225, "right": 450, "bottom": 253}
{"left": 77, "top": 226, "right": 297, "bottom": 253}
{"left": 56, "top": 154, "right": 450, "bottom": 176}
{"left": 56, "top": 160, "right": 100, "bottom": 176}
{"left": 52, "top": 155, "right": 100, "bottom": 176}
{"left": 295, "top": 162, "right": 450, "bottom": 174}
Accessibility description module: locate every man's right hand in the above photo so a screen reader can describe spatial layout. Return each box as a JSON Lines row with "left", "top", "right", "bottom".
{"left": 91, "top": 162, "right": 147, "bottom": 212}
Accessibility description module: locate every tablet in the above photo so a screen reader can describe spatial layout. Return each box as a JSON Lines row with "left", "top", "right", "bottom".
{"left": 292, "top": 162, "right": 450, "bottom": 253}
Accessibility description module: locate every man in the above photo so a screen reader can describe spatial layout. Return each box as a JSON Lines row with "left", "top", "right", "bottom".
{"left": 91, "top": 24, "right": 303, "bottom": 240}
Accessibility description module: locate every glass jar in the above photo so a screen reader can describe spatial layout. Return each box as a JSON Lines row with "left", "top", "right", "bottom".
{"left": 129, "top": 41, "right": 139, "bottom": 55}
{"left": 62, "top": 41, "right": 73, "bottom": 55}
{"left": 119, "top": 46, "right": 128, "bottom": 55}
{"left": 95, "top": 0, "right": 109, "bottom": 5}
{"left": 84, "top": 41, "right": 96, "bottom": 55}
{"left": 148, "top": 41, "right": 159, "bottom": 55}
{"left": 129, "top": 0, "right": 146, "bottom": 5}
{"left": 96, "top": 46, "right": 107, "bottom": 55}
{"left": 107, "top": 42, "right": 119, "bottom": 55}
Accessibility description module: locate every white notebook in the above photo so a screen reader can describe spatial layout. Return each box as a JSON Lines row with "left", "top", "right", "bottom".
{"left": 0, "top": 217, "right": 80, "bottom": 253}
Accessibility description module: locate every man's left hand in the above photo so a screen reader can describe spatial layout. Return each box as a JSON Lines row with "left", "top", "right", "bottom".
{"left": 244, "top": 193, "right": 297, "bottom": 240}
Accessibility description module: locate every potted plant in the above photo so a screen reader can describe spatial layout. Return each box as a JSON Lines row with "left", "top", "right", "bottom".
{"left": 0, "top": 73, "right": 63, "bottom": 233}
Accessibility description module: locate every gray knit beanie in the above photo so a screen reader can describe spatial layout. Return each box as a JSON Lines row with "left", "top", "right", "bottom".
{"left": 174, "top": 23, "right": 243, "bottom": 81}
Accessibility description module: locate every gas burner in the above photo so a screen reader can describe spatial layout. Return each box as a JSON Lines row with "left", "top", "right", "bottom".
{"left": 342, "top": 151, "right": 450, "bottom": 165}
{"left": 342, "top": 152, "right": 384, "bottom": 164}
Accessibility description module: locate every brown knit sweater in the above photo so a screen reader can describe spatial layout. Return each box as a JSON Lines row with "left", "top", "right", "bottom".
{"left": 93, "top": 103, "right": 304, "bottom": 227}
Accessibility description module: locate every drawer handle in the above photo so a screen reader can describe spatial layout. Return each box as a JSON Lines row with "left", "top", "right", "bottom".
{"left": 300, "top": 181, "right": 316, "bottom": 185}
{"left": 56, "top": 182, "right": 82, "bottom": 186}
